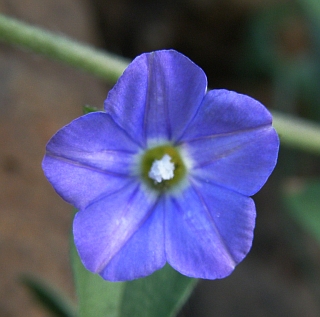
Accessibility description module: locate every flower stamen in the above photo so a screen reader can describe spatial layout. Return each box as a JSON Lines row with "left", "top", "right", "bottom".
{"left": 139, "top": 144, "right": 187, "bottom": 191}
{"left": 148, "top": 154, "right": 175, "bottom": 183}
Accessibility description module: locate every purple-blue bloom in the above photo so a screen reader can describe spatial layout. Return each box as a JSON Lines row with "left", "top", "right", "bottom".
{"left": 42, "top": 50, "right": 279, "bottom": 281}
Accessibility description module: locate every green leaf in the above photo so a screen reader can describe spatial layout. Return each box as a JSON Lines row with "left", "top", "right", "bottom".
{"left": 120, "top": 264, "right": 197, "bottom": 317}
{"left": 82, "top": 105, "right": 99, "bottom": 114}
{"left": 71, "top": 236, "right": 197, "bottom": 317}
{"left": 20, "top": 274, "right": 76, "bottom": 317}
{"left": 71, "top": 241, "right": 124, "bottom": 317}
{"left": 283, "top": 178, "right": 320, "bottom": 244}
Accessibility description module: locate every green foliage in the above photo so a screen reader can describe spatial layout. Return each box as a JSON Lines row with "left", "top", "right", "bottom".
{"left": 120, "top": 264, "right": 197, "bottom": 317}
{"left": 283, "top": 179, "right": 320, "bottom": 244}
{"left": 20, "top": 274, "right": 76, "bottom": 317}
{"left": 71, "top": 237, "right": 197, "bottom": 317}
{"left": 82, "top": 105, "right": 99, "bottom": 114}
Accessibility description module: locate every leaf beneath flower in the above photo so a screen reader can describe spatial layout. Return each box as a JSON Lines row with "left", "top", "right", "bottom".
{"left": 71, "top": 235, "right": 197, "bottom": 317}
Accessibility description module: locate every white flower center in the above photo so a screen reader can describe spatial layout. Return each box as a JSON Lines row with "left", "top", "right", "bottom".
{"left": 148, "top": 154, "right": 175, "bottom": 183}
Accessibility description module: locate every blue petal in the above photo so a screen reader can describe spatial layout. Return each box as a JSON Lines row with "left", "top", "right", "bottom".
{"left": 42, "top": 112, "right": 139, "bottom": 210}
{"left": 73, "top": 182, "right": 160, "bottom": 278}
{"left": 104, "top": 50, "right": 207, "bottom": 146}
{"left": 99, "top": 197, "right": 166, "bottom": 281}
{"left": 182, "top": 126, "right": 279, "bottom": 196}
{"left": 180, "top": 89, "right": 274, "bottom": 141}
{"left": 178, "top": 89, "right": 279, "bottom": 195}
{"left": 165, "top": 183, "right": 255, "bottom": 279}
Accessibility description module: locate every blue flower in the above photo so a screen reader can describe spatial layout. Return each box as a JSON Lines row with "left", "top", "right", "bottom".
{"left": 42, "top": 50, "right": 279, "bottom": 281}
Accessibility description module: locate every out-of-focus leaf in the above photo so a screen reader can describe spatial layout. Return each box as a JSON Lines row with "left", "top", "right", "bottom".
{"left": 298, "top": 0, "right": 320, "bottom": 22}
{"left": 71, "top": 236, "right": 197, "bottom": 317}
{"left": 20, "top": 274, "right": 76, "bottom": 317}
{"left": 283, "top": 178, "right": 320, "bottom": 244}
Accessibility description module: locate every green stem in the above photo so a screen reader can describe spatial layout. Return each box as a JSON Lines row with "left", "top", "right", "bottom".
{"left": 0, "top": 14, "right": 128, "bottom": 83}
{"left": 1, "top": 14, "right": 320, "bottom": 155}
{"left": 272, "top": 111, "right": 320, "bottom": 155}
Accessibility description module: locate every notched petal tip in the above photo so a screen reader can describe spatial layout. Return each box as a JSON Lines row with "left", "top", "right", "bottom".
{"left": 164, "top": 184, "right": 255, "bottom": 280}
{"left": 180, "top": 88, "right": 279, "bottom": 197}
{"left": 181, "top": 89, "right": 275, "bottom": 141}
{"left": 42, "top": 112, "right": 140, "bottom": 210}
{"left": 104, "top": 49, "right": 207, "bottom": 144}
{"left": 73, "top": 184, "right": 166, "bottom": 281}
{"left": 185, "top": 124, "right": 279, "bottom": 196}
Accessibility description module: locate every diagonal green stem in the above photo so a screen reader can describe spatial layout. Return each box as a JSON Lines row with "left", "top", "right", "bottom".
{"left": 1, "top": 14, "right": 320, "bottom": 155}
{"left": 0, "top": 14, "right": 128, "bottom": 83}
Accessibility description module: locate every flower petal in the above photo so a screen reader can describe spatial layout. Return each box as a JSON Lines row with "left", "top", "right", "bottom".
{"left": 183, "top": 125, "right": 279, "bottom": 196}
{"left": 104, "top": 50, "right": 207, "bottom": 146}
{"left": 180, "top": 89, "right": 274, "bottom": 141}
{"left": 99, "top": 197, "right": 166, "bottom": 281}
{"left": 45, "top": 112, "right": 139, "bottom": 154}
{"left": 73, "top": 183, "right": 159, "bottom": 277}
{"left": 42, "top": 112, "right": 139, "bottom": 209}
{"left": 165, "top": 183, "right": 255, "bottom": 279}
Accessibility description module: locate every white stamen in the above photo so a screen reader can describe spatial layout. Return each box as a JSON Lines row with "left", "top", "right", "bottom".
{"left": 148, "top": 154, "right": 175, "bottom": 183}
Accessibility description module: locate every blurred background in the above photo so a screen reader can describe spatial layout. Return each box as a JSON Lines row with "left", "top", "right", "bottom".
{"left": 1, "top": 0, "right": 320, "bottom": 316}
